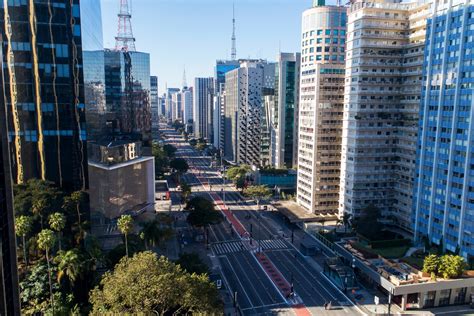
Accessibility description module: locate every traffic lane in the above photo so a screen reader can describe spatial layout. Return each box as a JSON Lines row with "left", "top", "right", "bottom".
{"left": 266, "top": 250, "right": 328, "bottom": 308}
{"left": 227, "top": 252, "right": 286, "bottom": 307}
{"left": 269, "top": 249, "right": 352, "bottom": 311}
{"left": 219, "top": 256, "right": 254, "bottom": 312}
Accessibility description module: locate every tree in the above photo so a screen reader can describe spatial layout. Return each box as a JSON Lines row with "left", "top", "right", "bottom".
{"left": 48, "top": 212, "right": 66, "bottom": 251}
{"left": 352, "top": 205, "right": 382, "bottom": 240}
{"left": 89, "top": 251, "right": 222, "bottom": 314}
{"left": 176, "top": 252, "right": 209, "bottom": 275}
{"left": 423, "top": 254, "right": 440, "bottom": 280}
{"left": 55, "top": 249, "right": 82, "bottom": 286}
{"left": 243, "top": 185, "right": 272, "bottom": 211}
{"left": 180, "top": 181, "right": 192, "bottom": 202}
{"left": 342, "top": 212, "right": 352, "bottom": 233}
{"left": 37, "top": 229, "right": 56, "bottom": 312}
{"left": 140, "top": 219, "right": 174, "bottom": 250}
{"left": 64, "top": 191, "right": 88, "bottom": 245}
{"left": 196, "top": 142, "right": 207, "bottom": 152}
{"left": 15, "top": 215, "right": 33, "bottom": 267}
{"left": 152, "top": 143, "right": 170, "bottom": 179}
{"left": 170, "top": 158, "right": 189, "bottom": 183}
{"left": 185, "top": 196, "right": 223, "bottom": 227}
{"left": 162, "top": 144, "right": 177, "bottom": 158}
{"left": 438, "top": 254, "right": 467, "bottom": 279}
{"left": 117, "top": 215, "right": 134, "bottom": 257}
{"left": 226, "top": 165, "right": 251, "bottom": 183}
{"left": 189, "top": 138, "right": 197, "bottom": 147}
{"left": 32, "top": 198, "right": 48, "bottom": 229}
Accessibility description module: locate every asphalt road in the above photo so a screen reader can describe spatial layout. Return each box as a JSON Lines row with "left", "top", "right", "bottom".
{"left": 161, "top": 127, "right": 364, "bottom": 316}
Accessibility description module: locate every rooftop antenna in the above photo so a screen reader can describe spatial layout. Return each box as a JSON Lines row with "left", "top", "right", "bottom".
{"left": 115, "top": 0, "right": 136, "bottom": 51}
{"left": 231, "top": 2, "right": 237, "bottom": 60}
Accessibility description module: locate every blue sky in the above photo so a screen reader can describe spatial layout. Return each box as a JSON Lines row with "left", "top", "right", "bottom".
{"left": 100, "top": 0, "right": 318, "bottom": 93}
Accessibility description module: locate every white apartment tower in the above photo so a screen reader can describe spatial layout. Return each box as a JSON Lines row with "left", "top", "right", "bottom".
{"left": 296, "top": 4, "right": 347, "bottom": 215}
{"left": 339, "top": 0, "right": 430, "bottom": 232}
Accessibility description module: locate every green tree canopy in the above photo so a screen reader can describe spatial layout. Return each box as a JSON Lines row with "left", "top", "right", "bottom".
{"left": 189, "top": 139, "right": 197, "bottom": 147}
{"left": 423, "top": 253, "right": 440, "bottom": 280}
{"left": 185, "top": 197, "right": 222, "bottom": 227}
{"left": 170, "top": 158, "right": 189, "bottom": 174}
{"left": 180, "top": 181, "right": 192, "bottom": 202}
{"left": 152, "top": 144, "right": 170, "bottom": 178}
{"left": 176, "top": 252, "right": 209, "bottom": 275}
{"left": 352, "top": 205, "right": 382, "bottom": 240}
{"left": 225, "top": 165, "right": 251, "bottom": 183}
{"left": 162, "top": 144, "right": 177, "bottom": 158}
{"left": 243, "top": 185, "right": 272, "bottom": 205}
{"left": 439, "top": 254, "right": 467, "bottom": 279}
{"left": 89, "top": 251, "right": 222, "bottom": 314}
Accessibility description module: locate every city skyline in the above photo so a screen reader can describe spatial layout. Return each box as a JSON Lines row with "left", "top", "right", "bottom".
{"left": 100, "top": 0, "right": 322, "bottom": 92}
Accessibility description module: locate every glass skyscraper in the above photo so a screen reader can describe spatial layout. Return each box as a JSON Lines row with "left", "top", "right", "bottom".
{"left": 0, "top": 0, "right": 88, "bottom": 191}
{"left": 414, "top": 0, "right": 474, "bottom": 257}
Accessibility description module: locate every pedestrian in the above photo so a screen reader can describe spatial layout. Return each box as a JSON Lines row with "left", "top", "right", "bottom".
{"left": 327, "top": 301, "right": 332, "bottom": 310}
{"left": 324, "top": 302, "right": 327, "bottom": 310}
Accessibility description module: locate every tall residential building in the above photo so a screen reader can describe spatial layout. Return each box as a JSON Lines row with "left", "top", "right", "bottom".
{"left": 414, "top": 0, "right": 474, "bottom": 257}
{"left": 0, "top": 32, "right": 20, "bottom": 315}
{"left": 339, "top": 0, "right": 430, "bottom": 232}
{"left": 296, "top": 3, "right": 347, "bottom": 215}
{"left": 271, "top": 53, "right": 301, "bottom": 169}
{"left": 158, "top": 94, "right": 166, "bottom": 117}
{"left": 103, "top": 50, "right": 151, "bottom": 147}
{"left": 213, "top": 60, "right": 240, "bottom": 149}
{"left": 224, "top": 61, "right": 275, "bottom": 166}
{"left": 182, "top": 87, "right": 193, "bottom": 132}
{"left": 171, "top": 90, "right": 182, "bottom": 122}
{"left": 0, "top": 0, "right": 88, "bottom": 191}
{"left": 165, "top": 88, "right": 180, "bottom": 121}
{"left": 150, "top": 76, "right": 159, "bottom": 137}
{"left": 193, "top": 77, "right": 214, "bottom": 140}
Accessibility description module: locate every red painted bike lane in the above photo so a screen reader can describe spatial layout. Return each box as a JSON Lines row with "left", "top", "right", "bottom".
{"left": 193, "top": 171, "right": 313, "bottom": 316}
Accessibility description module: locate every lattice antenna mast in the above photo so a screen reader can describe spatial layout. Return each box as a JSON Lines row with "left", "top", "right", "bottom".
{"left": 182, "top": 67, "right": 187, "bottom": 89}
{"left": 115, "top": 0, "right": 136, "bottom": 51}
{"left": 231, "top": 3, "right": 237, "bottom": 60}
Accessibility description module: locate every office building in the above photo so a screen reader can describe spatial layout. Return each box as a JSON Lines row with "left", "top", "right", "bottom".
{"left": 339, "top": 0, "right": 430, "bottom": 232}
{"left": 271, "top": 53, "right": 301, "bottom": 169}
{"left": 0, "top": 30, "right": 20, "bottom": 315}
{"left": 171, "top": 90, "right": 182, "bottom": 122}
{"left": 0, "top": 0, "right": 88, "bottom": 191}
{"left": 150, "top": 76, "right": 159, "bottom": 138}
{"left": 193, "top": 77, "right": 214, "bottom": 140}
{"left": 165, "top": 88, "right": 179, "bottom": 122}
{"left": 414, "top": 0, "right": 474, "bottom": 257}
{"left": 296, "top": 3, "right": 347, "bottom": 215}
{"left": 213, "top": 60, "right": 240, "bottom": 149}
{"left": 224, "top": 61, "right": 275, "bottom": 166}
{"left": 159, "top": 94, "right": 166, "bottom": 117}
{"left": 103, "top": 50, "right": 151, "bottom": 147}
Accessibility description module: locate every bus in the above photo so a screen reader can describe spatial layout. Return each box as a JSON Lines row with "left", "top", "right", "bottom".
{"left": 155, "top": 180, "right": 170, "bottom": 200}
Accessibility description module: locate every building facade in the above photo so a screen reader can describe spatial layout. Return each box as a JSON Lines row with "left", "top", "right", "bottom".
{"left": 103, "top": 50, "right": 151, "bottom": 147}
{"left": 0, "top": 0, "right": 88, "bottom": 191}
{"left": 150, "top": 75, "right": 159, "bottom": 138}
{"left": 272, "top": 52, "right": 301, "bottom": 169}
{"left": 0, "top": 31, "right": 20, "bottom": 315}
{"left": 213, "top": 60, "right": 240, "bottom": 149}
{"left": 296, "top": 4, "right": 347, "bottom": 215}
{"left": 339, "top": 0, "right": 430, "bottom": 232}
{"left": 182, "top": 87, "right": 193, "bottom": 132}
{"left": 171, "top": 90, "right": 182, "bottom": 122}
{"left": 193, "top": 77, "right": 214, "bottom": 140}
{"left": 414, "top": 0, "right": 474, "bottom": 257}
{"left": 224, "top": 61, "right": 275, "bottom": 166}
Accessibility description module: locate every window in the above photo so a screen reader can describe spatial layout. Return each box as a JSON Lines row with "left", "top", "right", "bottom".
{"left": 325, "top": 29, "right": 331, "bottom": 36}
{"left": 317, "top": 29, "right": 323, "bottom": 36}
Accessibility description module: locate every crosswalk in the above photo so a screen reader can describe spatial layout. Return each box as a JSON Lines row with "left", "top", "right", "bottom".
{"left": 212, "top": 239, "right": 289, "bottom": 255}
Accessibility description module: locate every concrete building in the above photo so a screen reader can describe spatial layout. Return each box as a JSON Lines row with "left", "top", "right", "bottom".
{"left": 414, "top": 0, "right": 474, "bottom": 257}
{"left": 224, "top": 61, "right": 275, "bottom": 166}
{"left": 271, "top": 53, "right": 301, "bottom": 169}
{"left": 165, "top": 88, "right": 180, "bottom": 122}
{"left": 339, "top": 0, "right": 430, "bottom": 232}
{"left": 193, "top": 78, "right": 214, "bottom": 140}
{"left": 182, "top": 87, "right": 193, "bottom": 132}
{"left": 296, "top": 3, "right": 347, "bottom": 216}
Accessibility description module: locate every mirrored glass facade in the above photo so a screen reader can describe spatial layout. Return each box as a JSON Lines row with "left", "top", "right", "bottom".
{"left": 0, "top": 0, "right": 88, "bottom": 191}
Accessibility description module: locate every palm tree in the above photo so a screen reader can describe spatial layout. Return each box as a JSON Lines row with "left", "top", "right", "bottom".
{"left": 342, "top": 213, "right": 352, "bottom": 233}
{"left": 65, "top": 191, "right": 87, "bottom": 245}
{"left": 32, "top": 198, "right": 47, "bottom": 229}
{"left": 140, "top": 220, "right": 174, "bottom": 249}
{"left": 55, "top": 249, "right": 82, "bottom": 286}
{"left": 117, "top": 215, "right": 133, "bottom": 257}
{"left": 37, "top": 229, "right": 56, "bottom": 312}
{"left": 15, "top": 215, "right": 33, "bottom": 267}
{"left": 49, "top": 212, "right": 66, "bottom": 251}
